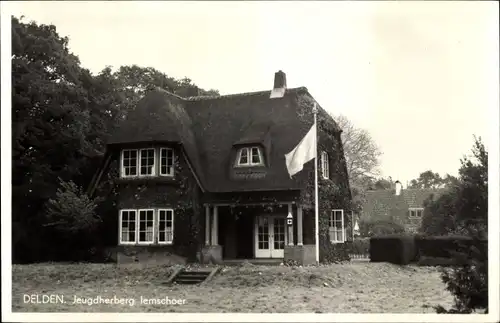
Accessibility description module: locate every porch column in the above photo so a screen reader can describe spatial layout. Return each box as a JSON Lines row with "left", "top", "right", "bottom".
{"left": 211, "top": 205, "right": 219, "bottom": 245}
{"left": 205, "top": 205, "right": 210, "bottom": 245}
{"left": 288, "top": 203, "right": 294, "bottom": 246}
{"left": 297, "top": 204, "right": 303, "bottom": 246}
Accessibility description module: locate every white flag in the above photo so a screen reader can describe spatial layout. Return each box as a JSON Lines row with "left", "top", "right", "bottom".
{"left": 284, "top": 121, "right": 317, "bottom": 177}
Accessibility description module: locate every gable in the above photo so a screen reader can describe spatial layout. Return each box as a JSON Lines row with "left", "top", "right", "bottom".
{"left": 108, "top": 89, "right": 207, "bottom": 189}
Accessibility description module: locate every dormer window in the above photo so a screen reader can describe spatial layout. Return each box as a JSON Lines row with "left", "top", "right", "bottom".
{"left": 120, "top": 147, "right": 174, "bottom": 178}
{"left": 236, "top": 146, "right": 264, "bottom": 167}
{"left": 409, "top": 208, "right": 424, "bottom": 218}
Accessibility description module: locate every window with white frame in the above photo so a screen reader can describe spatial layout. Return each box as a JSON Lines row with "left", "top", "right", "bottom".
{"left": 139, "top": 149, "right": 156, "bottom": 176}
{"left": 138, "top": 209, "right": 155, "bottom": 243}
{"left": 329, "top": 209, "right": 345, "bottom": 243}
{"left": 158, "top": 209, "right": 174, "bottom": 244}
{"left": 119, "top": 208, "right": 175, "bottom": 245}
{"left": 409, "top": 208, "right": 424, "bottom": 219}
{"left": 236, "top": 146, "right": 264, "bottom": 167}
{"left": 122, "top": 150, "right": 138, "bottom": 177}
{"left": 119, "top": 210, "right": 137, "bottom": 243}
{"left": 120, "top": 147, "right": 175, "bottom": 178}
{"left": 160, "top": 148, "right": 175, "bottom": 176}
{"left": 321, "top": 151, "right": 329, "bottom": 179}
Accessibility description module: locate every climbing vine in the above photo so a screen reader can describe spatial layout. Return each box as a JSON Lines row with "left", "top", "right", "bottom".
{"left": 297, "top": 93, "right": 353, "bottom": 263}
{"left": 99, "top": 149, "right": 202, "bottom": 261}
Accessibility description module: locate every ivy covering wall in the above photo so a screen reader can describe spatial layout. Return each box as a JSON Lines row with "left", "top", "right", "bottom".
{"left": 297, "top": 94, "right": 354, "bottom": 263}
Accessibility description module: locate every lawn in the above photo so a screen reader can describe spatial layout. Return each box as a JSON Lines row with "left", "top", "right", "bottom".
{"left": 12, "top": 262, "right": 454, "bottom": 313}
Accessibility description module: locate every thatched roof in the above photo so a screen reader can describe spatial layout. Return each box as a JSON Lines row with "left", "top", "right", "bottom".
{"left": 107, "top": 83, "right": 341, "bottom": 193}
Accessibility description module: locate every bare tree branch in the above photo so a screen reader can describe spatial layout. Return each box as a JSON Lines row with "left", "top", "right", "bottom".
{"left": 334, "top": 115, "right": 382, "bottom": 188}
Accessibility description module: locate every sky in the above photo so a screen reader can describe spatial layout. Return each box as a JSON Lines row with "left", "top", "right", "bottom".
{"left": 6, "top": 1, "right": 499, "bottom": 186}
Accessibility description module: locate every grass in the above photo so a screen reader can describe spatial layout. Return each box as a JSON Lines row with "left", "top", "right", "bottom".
{"left": 12, "top": 262, "right": 454, "bottom": 313}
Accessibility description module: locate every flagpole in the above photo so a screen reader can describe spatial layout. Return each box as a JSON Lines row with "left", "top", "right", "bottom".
{"left": 313, "top": 103, "right": 320, "bottom": 265}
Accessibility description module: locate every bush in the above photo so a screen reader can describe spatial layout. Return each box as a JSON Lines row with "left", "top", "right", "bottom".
{"left": 359, "top": 219, "right": 405, "bottom": 237}
{"left": 436, "top": 238, "right": 488, "bottom": 313}
{"left": 370, "top": 234, "right": 417, "bottom": 265}
{"left": 416, "top": 235, "right": 486, "bottom": 260}
{"left": 346, "top": 238, "right": 370, "bottom": 255}
{"left": 417, "top": 256, "right": 469, "bottom": 267}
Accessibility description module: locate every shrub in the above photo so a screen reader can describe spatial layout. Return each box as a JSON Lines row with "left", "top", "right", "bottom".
{"left": 45, "top": 179, "right": 103, "bottom": 233}
{"left": 417, "top": 256, "right": 468, "bottom": 267}
{"left": 416, "top": 235, "right": 486, "bottom": 260}
{"left": 370, "top": 234, "right": 417, "bottom": 265}
{"left": 359, "top": 219, "right": 405, "bottom": 237}
{"left": 321, "top": 243, "right": 351, "bottom": 263}
{"left": 436, "top": 238, "right": 488, "bottom": 313}
{"left": 346, "top": 238, "right": 370, "bottom": 255}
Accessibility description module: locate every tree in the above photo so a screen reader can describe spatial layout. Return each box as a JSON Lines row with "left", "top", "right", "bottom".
{"left": 11, "top": 16, "right": 222, "bottom": 263}
{"left": 421, "top": 137, "right": 488, "bottom": 313}
{"left": 12, "top": 16, "right": 97, "bottom": 262}
{"left": 111, "top": 65, "right": 219, "bottom": 113}
{"left": 334, "top": 115, "right": 383, "bottom": 214}
{"left": 408, "top": 170, "right": 458, "bottom": 189}
{"left": 45, "top": 179, "right": 102, "bottom": 233}
{"left": 334, "top": 115, "right": 382, "bottom": 187}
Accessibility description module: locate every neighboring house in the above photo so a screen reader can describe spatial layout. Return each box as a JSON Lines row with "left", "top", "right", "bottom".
{"left": 88, "top": 71, "right": 351, "bottom": 265}
{"left": 359, "top": 181, "right": 447, "bottom": 233}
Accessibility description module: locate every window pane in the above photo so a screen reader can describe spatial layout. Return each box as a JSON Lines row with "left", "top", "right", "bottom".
{"left": 239, "top": 148, "right": 248, "bottom": 164}
{"left": 160, "top": 149, "right": 174, "bottom": 175}
{"left": 158, "top": 210, "right": 173, "bottom": 243}
{"left": 138, "top": 210, "right": 154, "bottom": 243}
{"left": 123, "top": 150, "right": 138, "bottom": 176}
{"left": 140, "top": 149, "right": 155, "bottom": 175}
{"left": 121, "top": 211, "right": 136, "bottom": 243}
{"left": 251, "top": 147, "right": 261, "bottom": 164}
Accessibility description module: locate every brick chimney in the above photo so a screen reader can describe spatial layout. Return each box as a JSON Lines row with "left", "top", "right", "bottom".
{"left": 270, "top": 70, "right": 287, "bottom": 99}
{"left": 274, "top": 70, "right": 287, "bottom": 89}
{"left": 395, "top": 180, "right": 403, "bottom": 196}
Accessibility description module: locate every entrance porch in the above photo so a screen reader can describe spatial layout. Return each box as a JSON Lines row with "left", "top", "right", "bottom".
{"left": 201, "top": 202, "right": 316, "bottom": 265}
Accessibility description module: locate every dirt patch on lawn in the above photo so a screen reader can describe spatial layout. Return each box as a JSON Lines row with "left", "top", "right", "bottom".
{"left": 12, "top": 262, "right": 454, "bottom": 313}
{"left": 209, "top": 262, "right": 437, "bottom": 289}
{"left": 13, "top": 263, "right": 175, "bottom": 289}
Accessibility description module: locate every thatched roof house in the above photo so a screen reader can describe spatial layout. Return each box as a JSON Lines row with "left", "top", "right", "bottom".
{"left": 90, "top": 71, "right": 351, "bottom": 265}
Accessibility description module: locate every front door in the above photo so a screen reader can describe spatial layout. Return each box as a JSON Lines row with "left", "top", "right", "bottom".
{"left": 255, "top": 215, "right": 287, "bottom": 258}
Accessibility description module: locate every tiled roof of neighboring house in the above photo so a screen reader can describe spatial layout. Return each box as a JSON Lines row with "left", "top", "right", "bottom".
{"left": 107, "top": 75, "right": 342, "bottom": 193}
{"left": 360, "top": 188, "right": 448, "bottom": 220}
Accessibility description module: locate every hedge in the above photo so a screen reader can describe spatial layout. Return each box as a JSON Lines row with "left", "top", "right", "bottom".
{"left": 370, "top": 234, "right": 417, "bottom": 265}
{"left": 345, "top": 238, "right": 370, "bottom": 255}
{"left": 415, "top": 235, "right": 487, "bottom": 259}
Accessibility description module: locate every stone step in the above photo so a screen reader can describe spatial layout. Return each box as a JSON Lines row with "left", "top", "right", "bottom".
{"left": 172, "top": 270, "right": 213, "bottom": 285}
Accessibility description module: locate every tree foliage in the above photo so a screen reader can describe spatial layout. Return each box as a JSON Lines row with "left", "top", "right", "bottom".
{"left": 420, "top": 137, "right": 488, "bottom": 313}
{"left": 358, "top": 218, "right": 405, "bottom": 237}
{"left": 11, "top": 16, "right": 220, "bottom": 263}
{"left": 334, "top": 115, "right": 382, "bottom": 186}
{"left": 333, "top": 115, "right": 383, "bottom": 214}
{"left": 45, "top": 179, "right": 103, "bottom": 233}
{"left": 408, "top": 170, "right": 459, "bottom": 189}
